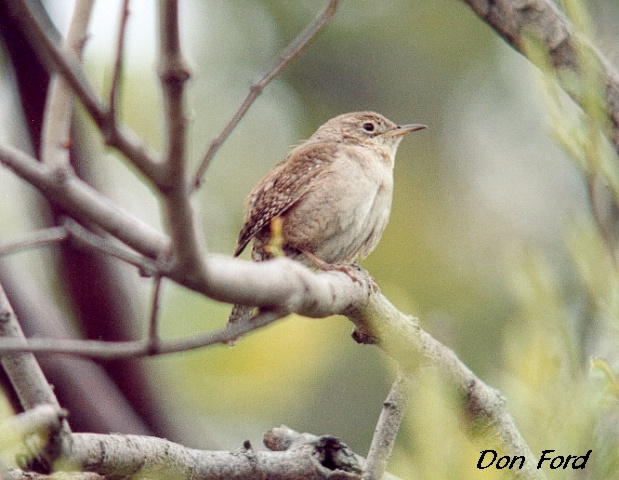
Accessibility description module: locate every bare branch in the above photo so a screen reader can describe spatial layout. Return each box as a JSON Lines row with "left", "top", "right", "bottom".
{"left": 0, "top": 144, "right": 169, "bottom": 260}
{"left": 461, "top": 0, "right": 619, "bottom": 153}
{"left": 362, "top": 372, "right": 412, "bottom": 480}
{"left": 108, "top": 0, "right": 131, "bottom": 124}
{"left": 0, "top": 283, "right": 64, "bottom": 412}
{"left": 40, "top": 0, "right": 94, "bottom": 171}
{"left": 0, "top": 336, "right": 145, "bottom": 360}
{"left": 7, "top": 1, "right": 105, "bottom": 129}
{"left": 0, "top": 227, "right": 68, "bottom": 257}
{"left": 158, "top": 0, "right": 190, "bottom": 186}
{"left": 0, "top": 309, "right": 282, "bottom": 359}
{"left": 192, "top": 0, "right": 340, "bottom": 189}
{"left": 59, "top": 427, "right": 371, "bottom": 480}
{"left": 0, "top": 267, "right": 153, "bottom": 435}
{"left": 156, "top": 0, "right": 205, "bottom": 275}
{"left": 347, "top": 299, "right": 546, "bottom": 480}
{"left": 0, "top": 281, "right": 72, "bottom": 468}
{"left": 146, "top": 275, "right": 164, "bottom": 350}
{"left": 6, "top": 0, "right": 163, "bottom": 183}
{"left": 63, "top": 219, "right": 157, "bottom": 275}
{"left": 5, "top": 425, "right": 404, "bottom": 479}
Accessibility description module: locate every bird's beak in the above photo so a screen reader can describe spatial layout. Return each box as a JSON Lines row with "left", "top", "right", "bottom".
{"left": 390, "top": 123, "right": 427, "bottom": 137}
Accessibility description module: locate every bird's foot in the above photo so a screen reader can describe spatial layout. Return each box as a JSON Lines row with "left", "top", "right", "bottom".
{"left": 300, "top": 249, "right": 379, "bottom": 291}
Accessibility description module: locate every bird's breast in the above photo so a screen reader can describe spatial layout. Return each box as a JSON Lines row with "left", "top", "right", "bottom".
{"left": 282, "top": 145, "right": 394, "bottom": 264}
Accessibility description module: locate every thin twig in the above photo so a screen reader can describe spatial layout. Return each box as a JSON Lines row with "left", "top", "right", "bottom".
{"left": 63, "top": 219, "right": 158, "bottom": 276}
{"left": 144, "top": 246, "right": 174, "bottom": 351}
{"left": 192, "top": 0, "right": 340, "bottom": 189}
{"left": 147, "top": 275, "right": 164, "bottom": 351}
{"left": 0, "top": 309, "right": 283, "bottom": 359}
{"left": 0, "top": 227, "right": 68, "bottom": 257}
{"left": 40, "top": 0, "right": 94, "bottom": 170}
{"left": 362, "top": 371, "right": 412, "bottom": 480}
{"left": 108, "top": 0, "right": 131, "bottom": 124}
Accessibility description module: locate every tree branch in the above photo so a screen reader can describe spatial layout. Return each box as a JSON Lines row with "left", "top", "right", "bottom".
{"left": 0, "top": 282, "right": 72, "bottom": 469}
{"left": 6, "top": 0, "right": 163, "bottom": 183}
{"left": 108, "top": 0, "right": 130, "bottom": 124}
{"left": 192, "top": 0, "right": 340, "bottom": 189}
{"left": 0, "top": 144, "right": 168, "bottom": 260}
{"left": 461, "top": 0, "right": 619, "bottom": 152}
{"left": 0, "top": 284, "right": 63, "bottom": 413}
{"left": 156, "top": 0, "right": 205, "bottom": 277}
{"left": 0, "top": 220, "right": 157, "bottom": 276}
{"left": 0, "top": 227, "right": 68, "bottom": 257}
{"left": 0, "top": 249, "right": 544, "bottom": 477}
{"left": 62, "top": 219, "right": 158, "bottom": 275}
{"left": 0, "top": 266, "right": 152, "bottom": 435}
{"left": 347, "top": 298, "right": 545, "bottom": 480}
{"left": 0, "top": 308, "right": 280, "bottom": 359}
{"left": 40, "top": 0, "right": 93, "bottom": 171}
{"left": 19, "top": 426, "right": 386, "bottom": 480}
{"left": 6, "top": 0, "right": 105, "bottom": 129}
{"left": 362, "top": 372, "right": 412, "bottom": 480}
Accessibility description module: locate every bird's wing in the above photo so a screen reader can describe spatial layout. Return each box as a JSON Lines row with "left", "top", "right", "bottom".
{"left": 233, "top": 142, "right": 338, "bottom": 257}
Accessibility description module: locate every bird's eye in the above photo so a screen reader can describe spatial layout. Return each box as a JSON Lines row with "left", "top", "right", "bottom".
{"left": 362, "top": 122, "right": 376, "bottom": 132}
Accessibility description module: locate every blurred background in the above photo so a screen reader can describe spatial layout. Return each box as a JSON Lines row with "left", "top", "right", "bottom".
{"left": 1, "top": 0, "right": 618, "bottom": 478}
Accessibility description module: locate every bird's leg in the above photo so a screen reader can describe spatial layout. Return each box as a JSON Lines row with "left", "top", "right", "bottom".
{"left": 299, "top": 248, "right": 366, "bottom": 286}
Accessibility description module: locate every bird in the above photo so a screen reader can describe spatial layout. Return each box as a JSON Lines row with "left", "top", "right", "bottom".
{"left": 228, "top": 111, "right": 426, "bottom": 323}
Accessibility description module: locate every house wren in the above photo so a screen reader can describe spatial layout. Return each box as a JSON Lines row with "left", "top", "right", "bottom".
{"left": 228, "top": 111, "right": 426, "bottom": 323}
